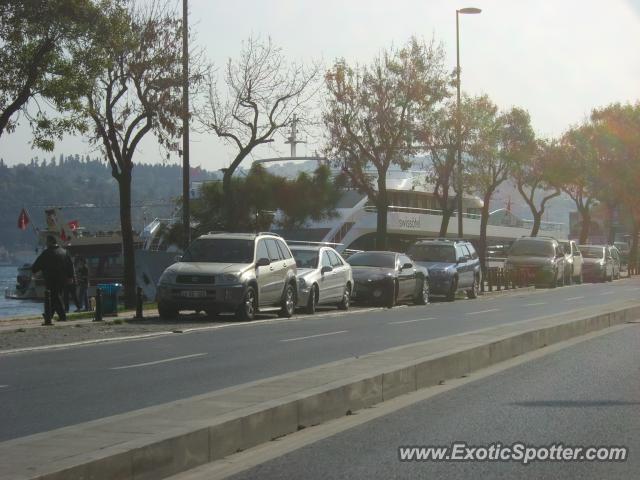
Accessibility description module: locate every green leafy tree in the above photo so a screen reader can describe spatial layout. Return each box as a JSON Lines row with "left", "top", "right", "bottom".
{"left": 590, "top": 102, "right": 640, "bottom": 265}
{"left": 0, "top": 0, "right": 108, "bottom": 149}
{"left": 466, "top": 99, "right": 535, "bottom": 273}
{"left": 511, "top": 138, "right": 561, "bottom": 237}
{"left": 323, "top": 37, "right": 448, "bottom": 249}
{"left": 169, "top": 163, "right": 340, "bottom": 244}
{"left": 84, "top": 1, "right": 184, "bottom": 307}
{"left": 556, "top": 125, "right": 600, "bottom": 244}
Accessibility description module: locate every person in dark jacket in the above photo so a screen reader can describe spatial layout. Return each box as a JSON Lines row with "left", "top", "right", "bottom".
{"left": 32, "top": 235, "right": 74, "bottom": 322}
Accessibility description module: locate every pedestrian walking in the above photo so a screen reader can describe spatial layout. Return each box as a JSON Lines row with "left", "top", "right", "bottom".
{"left": 76, "top": 257, "right": 90, "bottom": 311}
{"left": 32, "top": 235, "right": 74, "bottom": 322}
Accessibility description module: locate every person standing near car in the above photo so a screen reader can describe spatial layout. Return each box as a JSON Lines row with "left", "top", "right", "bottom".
{"left": 32, "top": 235, "right": 74, "bottom": 322}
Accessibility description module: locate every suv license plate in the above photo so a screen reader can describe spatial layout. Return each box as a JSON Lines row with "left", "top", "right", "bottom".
{"left": 182, "top": 290, "right": 206, "bottom": 298}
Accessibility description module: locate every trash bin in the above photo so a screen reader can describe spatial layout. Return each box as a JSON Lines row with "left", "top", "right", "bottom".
{"left": 97, "top": 283, "right": 121, "bottom": 316}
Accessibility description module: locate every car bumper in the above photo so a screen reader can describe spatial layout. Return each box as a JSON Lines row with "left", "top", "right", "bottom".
{"left": 505, "top": 266, "right": 556, "bottom": 286}
{"left": 427, "top": 276, "right": 453, "bottom": 295}
{"left": 582, "top": 266, "right": 606, "bottom": 280}
{"left": 156, "top": 284, "right": 246, "bottom": 312}
{"left": 351, "top": 278, "right": 393, "bottom": 304}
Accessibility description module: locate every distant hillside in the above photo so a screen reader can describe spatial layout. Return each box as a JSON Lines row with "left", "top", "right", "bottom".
{"left": 0, "top": 154, "right": 218, "bottom": 251}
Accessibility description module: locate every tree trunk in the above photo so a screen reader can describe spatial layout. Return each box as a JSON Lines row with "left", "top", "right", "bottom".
{"left": 478, "top": 194, "right": 492, "bottom": 279}
{"left": 222, "top": 170, "right": 235, "bottom": 231}
{"left": 118, "top": 170, "right": 136, "bottom": 309}
{"left": 439, "top": 208, "right": 452, "bottom": 237}
{"left": 578, "top": 208, "right": 591, "bottom": 245}
{"left": 606, "top": 203, "right": 616, "bottom": 245}
{"left": 530, "top": 211, "right": 542, "bottom": 237}
{"left": 630, "top": 217, "right": 638, "bottom": 275}
{"left": 376, "top": 174, "right": 388, "bottom": 250}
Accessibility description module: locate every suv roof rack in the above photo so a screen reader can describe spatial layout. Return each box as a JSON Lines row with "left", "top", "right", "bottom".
{"left": 286, "top": 240, "right": 343, "bottom": 247}
{"left": 206, "top": 231, "right": 228, "bottom": 235}
{"left": 415, "top": 237, "right": 472, "bottom": 243}
{"left": 258, "top": 232, "right": 282, "bottom": 238}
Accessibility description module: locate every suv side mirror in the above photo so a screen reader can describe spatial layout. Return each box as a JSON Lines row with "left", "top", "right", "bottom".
{"left": 256, "top": 257, "right": 271, "bottom": 267}
{"left": 401, "top": 262, "right": 413, "bottom": 270}
{"left": 457, "top": 256, "right": 468, "bottom": 264}
{"left": 321, "top": 265, "right": 333, "bottom": 274}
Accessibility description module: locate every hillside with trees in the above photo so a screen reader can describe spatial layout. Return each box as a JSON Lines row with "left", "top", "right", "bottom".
{"left": 0, "top": 154, "right": 216, "bottom": 252}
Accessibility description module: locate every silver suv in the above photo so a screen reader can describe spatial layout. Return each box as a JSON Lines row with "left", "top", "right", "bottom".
{"left": 156, "top": 232, "right": 297, "bottom": 321}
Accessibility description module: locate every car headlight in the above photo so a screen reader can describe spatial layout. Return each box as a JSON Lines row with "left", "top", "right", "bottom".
{"left": 158, "top": 270, "right": 177, "bottom": 285}
{"left": 298, "top": 277, "right": 308, "bottom": 289}
{"left": 216, "top": 273, "right": 241, "bottom": 284}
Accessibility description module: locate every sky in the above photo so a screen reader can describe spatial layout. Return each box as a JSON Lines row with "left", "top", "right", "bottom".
{"left": 1, "top": 0, "right": 640, "bottom": 170}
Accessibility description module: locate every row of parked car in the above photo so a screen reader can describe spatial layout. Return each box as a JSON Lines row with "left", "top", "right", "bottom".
{"left": 503, "top": 236, "right": 623, "bottom": 288}
{"left": 155, "top": 232, "right": 624, "bottom": 321}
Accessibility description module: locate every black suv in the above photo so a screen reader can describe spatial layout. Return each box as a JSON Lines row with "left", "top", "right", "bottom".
{"left": 407, "top": 239, "right": 481, "bottom": 301}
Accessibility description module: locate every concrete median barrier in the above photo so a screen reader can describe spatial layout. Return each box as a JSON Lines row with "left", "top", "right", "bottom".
{"left": 2, "top": 300, "right": 639, "bottom": 480}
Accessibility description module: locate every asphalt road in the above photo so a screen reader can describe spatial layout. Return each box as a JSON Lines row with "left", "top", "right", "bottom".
{"left": 231, "top": 323, "right": 640, "bottom": 480}
{"left": 1, "top": 277, "right": 639, "bottom": 442}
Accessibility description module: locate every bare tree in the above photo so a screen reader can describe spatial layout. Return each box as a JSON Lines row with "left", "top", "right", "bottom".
{"left": 85, "top": 0, "right": 185, "bottom": 307}
{"left": 201, "top": 37, "right": 318, "bottom": 229}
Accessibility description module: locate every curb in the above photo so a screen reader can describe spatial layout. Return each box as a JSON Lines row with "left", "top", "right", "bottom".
{"left": 478, "top": 285, "right": 536, "bottom": 298}
{"left": 2, "top": 300, "right": 638, "bottom": 480}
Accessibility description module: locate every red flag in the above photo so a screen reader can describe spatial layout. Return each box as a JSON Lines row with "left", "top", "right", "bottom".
{"left": 17, "top": 209, "right": 30, "bottom": 230}
{"left": 67, "top": 220, "right": 79, "bottom": 231}
{"left": 60, "top": 228, "right": 68, "bottom": 242}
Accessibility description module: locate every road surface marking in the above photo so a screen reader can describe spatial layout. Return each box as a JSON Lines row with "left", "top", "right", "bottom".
{"left": 280, "top": 330, "right": 348, "bottom": 342}
{"left": 466, "top": 308, "right": 500, "bottom": 316}
{"left": 600, "top": 291, "right": 615, "bottom": 295}
{"left": 110, "top": 353, "right": 207, "bottom": 370}
{"left": 566, "top": 296, "right": 584, "bottom": 301}
{"left": 525, "top": 302, "right": 546, "bottom": 307}
{"left": 624, "top": 287, "right": 640, "bottom": 292}
{"left": 0, "top": 385, "right": 8, "bottom": 389}
{"left": 388, "top": 317, "right": 436, "bottom": 325}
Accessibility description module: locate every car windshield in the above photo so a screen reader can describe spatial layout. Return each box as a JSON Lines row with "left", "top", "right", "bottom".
{"left": 509, "top": 240, "right": 554, "bottom": 257}
{"left": 181, "top": 238, "right": 254, "bottom": 263}
{"left": 408, "top": 244, "right": 456, "bottom": 262}
{"left": 581, "top": 247, "right": 604, "bottom": 259}
{"left": 291, "top": 249, "right": 319, "bottom": 269}
{"left": 347, "top": 252, "right": 396, "bottom": 268}
{"left": 559, "top": 242, "right": 571, "bottom": 254}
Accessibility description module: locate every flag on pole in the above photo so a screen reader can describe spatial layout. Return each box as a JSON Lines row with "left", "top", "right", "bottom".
{"left": 67, "top": 220, "right": 79, "bottom": 231}
{"left": 17, "top": 209, "right": 30, "bottom": 230}
{"left": 60, "top": 228, "right": 68, "bottom": 242}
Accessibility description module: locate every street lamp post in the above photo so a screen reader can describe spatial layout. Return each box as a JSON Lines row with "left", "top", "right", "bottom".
{"left": 182, "top": 0, "right": 191, "bottom": 248}
{"left": 456, "top": 7, "right": 481, "bottom": 238}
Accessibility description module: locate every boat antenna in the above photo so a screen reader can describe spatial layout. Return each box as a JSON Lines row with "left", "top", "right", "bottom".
{"left": 284, "top": 114, "right": 307, "bottom": 158}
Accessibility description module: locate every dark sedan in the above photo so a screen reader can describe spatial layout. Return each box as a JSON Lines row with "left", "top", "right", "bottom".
{"left": 347, "top": 251, "right": 429, "bottom": 308}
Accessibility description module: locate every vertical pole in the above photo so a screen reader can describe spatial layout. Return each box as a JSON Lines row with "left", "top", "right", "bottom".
{"left": 42, "top": 289, "right": 52, "bottom": 326}
{"left": 135, "top": 286, "right": 143, "bottom": 319}
{"left": 456, "top": 10, "right": 463, "bottom": 238}
{"left": 94, "top": 288, "right": 103, "bottom": 322}
{"left": 182, "top": 0, "right": 191, "bottom": 248}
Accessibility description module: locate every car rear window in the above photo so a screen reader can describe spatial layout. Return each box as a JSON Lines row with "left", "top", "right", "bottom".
{"left": 182, "top": 238, "right": 254, "bottom": 263}
{"left": 508, "top": 240, "right": 554, "bottom": 257}
{"left": 408, "top": 244, "right": 456, "bottom": 262}
{"left": 347, "top": 252, "right": 396, "bottom": 268}
{"left": 291, "top": 249, "right": 319, "bottom": 269}
{"left": 581, "top": 247, "right": 605, "bottom": 259}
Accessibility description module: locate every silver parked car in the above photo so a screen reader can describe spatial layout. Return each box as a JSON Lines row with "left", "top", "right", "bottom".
{"left": 289, "top": 243, "right": 353, "bottom": 314}
{"left": 559, "top": 240, "right": 583, "bottom": 284}
{"left": 156, "top": 232, "right": 297, "bottom": 321}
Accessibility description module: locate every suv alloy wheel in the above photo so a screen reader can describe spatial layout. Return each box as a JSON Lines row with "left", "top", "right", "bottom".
{"left": 236, "top": 286, "right": 256, "bottom": 321}
{"left": 278, "top": 283, "right": 296, "bottom": 318}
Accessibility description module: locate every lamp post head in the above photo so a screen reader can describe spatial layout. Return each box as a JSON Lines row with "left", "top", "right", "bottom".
{"left": 458, "top": 7, "right": 482, "bottom": 14}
